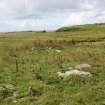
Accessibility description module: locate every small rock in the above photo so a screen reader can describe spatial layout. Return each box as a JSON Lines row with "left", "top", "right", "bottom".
{"left": 13, "top": 100, "right": 18, "bottom": 103}
{"left": 57, "top": 70, "right": 92, "bottom": 78}
{"left": 55, "top": 50, "right": 61, "bottom": 53}
{"left": 31, "top": 47, "right": 39, "bottom": 52}
{"left": 75, "top": 64, "right": 91, "bottom": 70}
{"left": 5, "top": 84, "right": 16, "bottom": 91}
{"left": 0, "top": 84, "right": 16, "bottom": 99}
{"left": 46, "top": 47, "right": 52, "bottom": 50}
{"left": 57, "top": 72, "right": 65, "bottom": 78}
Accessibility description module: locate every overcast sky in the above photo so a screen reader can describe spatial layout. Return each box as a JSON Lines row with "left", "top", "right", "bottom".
{"left": 0, "top": 0, "right": 105, "bottom": 32}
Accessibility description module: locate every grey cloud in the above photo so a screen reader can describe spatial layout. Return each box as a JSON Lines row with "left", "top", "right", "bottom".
{"left": 0, "top": 0, "right": 105, "bottom": 32}
{"left": 0, "top": 0, "right": 104, "bottom": 18}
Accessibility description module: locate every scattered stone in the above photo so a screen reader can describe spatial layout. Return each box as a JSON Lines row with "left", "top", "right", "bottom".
{"left": 57, "top": 70, "right": 92, "bottom": 78}
{"left": 12, "top": 100, "right": 18, "bottom": 103}
{"left": 31, "top": 47, "right": 39, "bottom": 52}
{"left": 48, "top": 47, "right": 52, "bottom": 50}
{"left": 31, "top": 47, "right": 35, "bottom": 52}
{"left": 75, "top": 64, "right": 91, "bottom": 70}
{"left": 55, "top": 50, "right": 62, "bottom": 53}
{"left": 46, "top": 47, "right": 52, "bottom": 50}
{"left": 0, "top": 84, "right": 16, "bottom": 99}
{"left": 57, "top": 72, "right": 65, "bottom": 78}
{"left": 5, "top": 84, "right": 16, "bottom": 91}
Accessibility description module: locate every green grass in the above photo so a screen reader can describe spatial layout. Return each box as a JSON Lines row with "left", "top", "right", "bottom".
{"left": 0, "top": 23, "right": 105, "bottom": 105}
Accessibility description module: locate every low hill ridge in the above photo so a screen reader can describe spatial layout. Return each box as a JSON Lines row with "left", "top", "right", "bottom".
{"left": 56, "top": 23, "right": 105, "bottom": 32}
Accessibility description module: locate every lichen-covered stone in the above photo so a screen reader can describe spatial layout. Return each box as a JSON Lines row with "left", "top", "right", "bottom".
{"left": 0, "top": 84, "right": 16, "bottom": 99}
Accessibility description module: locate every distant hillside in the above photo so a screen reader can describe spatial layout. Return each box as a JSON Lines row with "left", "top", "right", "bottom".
{"left": 56, "top": 23, "right": 105, "bottom": 32}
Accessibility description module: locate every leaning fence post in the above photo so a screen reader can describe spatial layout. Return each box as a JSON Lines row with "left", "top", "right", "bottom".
{"left": 15, "top": 58, "right": 19, "bottom": 72}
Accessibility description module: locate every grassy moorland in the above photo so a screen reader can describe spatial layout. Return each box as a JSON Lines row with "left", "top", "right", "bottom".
{"left": 0, "top": 23, "right": 105, "bottom": 105}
